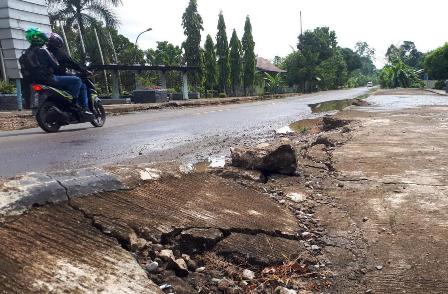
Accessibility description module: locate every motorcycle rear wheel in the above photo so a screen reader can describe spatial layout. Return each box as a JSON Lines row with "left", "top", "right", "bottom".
{"left": 36, "top": 101, "right": 61, "bottom": 133}
{"left": 91, "top": 100, "right": 106, "bottom": 127}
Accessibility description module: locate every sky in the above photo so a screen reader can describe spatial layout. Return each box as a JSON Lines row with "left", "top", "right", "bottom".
{"left": 117, "top": 0, "right": 448, "bottom": 67}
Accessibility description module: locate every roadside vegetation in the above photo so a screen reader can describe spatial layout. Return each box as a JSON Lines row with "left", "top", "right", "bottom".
{"left": 46, "top": 0, "right": 448, "bottom": 96}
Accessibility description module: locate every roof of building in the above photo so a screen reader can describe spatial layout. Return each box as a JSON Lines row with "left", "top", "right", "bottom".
{"left": 256, "top": 57, "right": 286, "bottom": 73}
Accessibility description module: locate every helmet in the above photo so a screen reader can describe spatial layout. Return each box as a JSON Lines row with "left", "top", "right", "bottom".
{"left": 47, "top": 32, "right": 64, "bottom": 49}
{"left": 25, "top": 27, "right": 48, "bottom": 46}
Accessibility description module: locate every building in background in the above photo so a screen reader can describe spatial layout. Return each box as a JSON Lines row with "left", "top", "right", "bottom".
{"left": 0, "top": 0, "right": 50, "bottom": 109}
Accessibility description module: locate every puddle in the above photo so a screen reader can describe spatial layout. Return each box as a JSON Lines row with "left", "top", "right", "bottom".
{"left": 182, "top": 156, "right": 226, "bottom": 173}
{"left": 308, "top": 99, "right": 355, "bottom": 113}
{"left": 276, "top": 118, "right": 321, "bottom": 135}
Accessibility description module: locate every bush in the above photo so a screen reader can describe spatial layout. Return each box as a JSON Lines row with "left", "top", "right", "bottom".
{"left": 0, "top": 81, "right": 16, "bottom": 94}
{"left": 435, "top": 80, "right": 446, "bottom": 90}
{"left": 219, "top": 92, "right": 227, "bottom": 98}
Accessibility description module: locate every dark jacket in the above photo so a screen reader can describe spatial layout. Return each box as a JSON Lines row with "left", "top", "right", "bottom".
{"left": 48, "top": 46, "right": 85, "bottom": 75}
{"left": 29, "top": 45, "right": 60, "bottom": 85}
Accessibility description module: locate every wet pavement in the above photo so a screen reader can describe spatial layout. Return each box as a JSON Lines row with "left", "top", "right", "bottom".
{"left": 0, "top": 88, "right": 368, "bottom": 178}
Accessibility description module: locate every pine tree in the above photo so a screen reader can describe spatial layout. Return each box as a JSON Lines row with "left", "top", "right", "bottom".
{"left": 182, "top": 0, "right": 204, "bottom": 87}
{"left": 242, "top": 16, "right": 256, "bottom": 95}
{"left": 216, "top": 11, "right": 230, "bottom": 94}
{"left": 204, "top": 34, "right": 217, "bottom": 94}
{"left": 229, "top": 29, "right": 242, "bottom": 96}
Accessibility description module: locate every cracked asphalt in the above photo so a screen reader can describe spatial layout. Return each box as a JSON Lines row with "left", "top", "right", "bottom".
{"left": 0, "top": 88, "right": 368, "bottom": 178}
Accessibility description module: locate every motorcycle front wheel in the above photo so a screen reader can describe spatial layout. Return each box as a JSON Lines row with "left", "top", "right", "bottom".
{"left": 91, "top": 100, "right": 106, "bottom": 127}
{"left": 36, "top": 101, "right": 61, "bottom": 133}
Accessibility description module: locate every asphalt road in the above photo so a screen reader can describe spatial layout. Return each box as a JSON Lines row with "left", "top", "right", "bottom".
{"left": 0, "top": 88, "right": 368, "bottom": 177}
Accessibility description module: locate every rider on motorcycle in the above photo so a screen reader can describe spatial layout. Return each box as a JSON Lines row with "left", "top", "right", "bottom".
{"left": 46, "top": 32, "right": 92, "bottom": 115}
{"left": 22, "top": 28, "right": 91, "bottom": 115}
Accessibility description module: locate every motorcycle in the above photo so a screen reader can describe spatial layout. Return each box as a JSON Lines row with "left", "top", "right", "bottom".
{"left": 30, "top": 74, "right": 106, "bottom": 133}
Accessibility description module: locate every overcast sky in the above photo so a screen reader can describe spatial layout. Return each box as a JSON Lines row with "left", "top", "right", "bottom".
{"left": 117, "top": 0, "right": 448, "bottom": 67}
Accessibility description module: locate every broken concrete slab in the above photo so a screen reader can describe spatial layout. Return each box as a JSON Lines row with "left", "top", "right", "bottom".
{"left": 215, "top": 233, "right": 306, "bottom": 266}
{"left": 71, "top": 173, "right": 299, "bottom": 243}
{"left": 0, "top": 205, "right": 161, "bottom": 294}
{"left": 0, "top": 173, "right": 67, "bottom": 217}
{"left": 0, "top": 168, "right": 124, "bottom": 219}
{"left": 179, "top": 228, "right": 224, "bottom": 253}
{"left": 230, "top": 141, "right": 297, "bottom": 175}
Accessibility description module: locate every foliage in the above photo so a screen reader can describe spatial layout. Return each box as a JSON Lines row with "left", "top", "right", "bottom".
{"left": 0, "top": 81, "right": 16, "bottom": 94}
{"left": 182, "top": 0, "right": 204, "bottom": 87}
{"left": 216, "top": 12, "right": 230, "bottom": 93}
{"left": 386, "top": 41, "right": 424, "bottom": 69}
{"left": 219, "top": 92, "right": 227, "bottom": 98}
{"left": 315, "top": 49, "right": 347, "bottom": 90}
{"left": 264, "top": 72, "right": 284, "bottom": 94}
{"left": 355, "top": 42, "right": 376, "bottom": 61}
{"left": 435, "top": 80, "right": 446, "bottom": 90}
{"left": 242, "top": 16, "right": 256, "bottom": 95}
{"left": 204, "top": 35, "right": 218, "bottom": 91}
{"left": 298, "top": 27, "right": 337, "bottom": 61}
{"left": 379, "top": 60, "right": 424, "bottom": 89}
{"left": 48, "top": 0, "right": 122, "bottom": 61}
{"left": 146, "top": 42, "right": 182, "bottom": 66}
{"left": 341, "top": 48, "right": 362, "bottom": 72}
{"left": 424, "top": 43, "right": 448, "bottom": 80}
{"left": 229, "top": 30, "right": 242, "bottom": 96}
{"left": 145, "top": 41, "right": 183, "bottom": 89}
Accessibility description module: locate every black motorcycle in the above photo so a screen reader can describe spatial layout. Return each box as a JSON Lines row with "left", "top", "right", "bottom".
{"left": 31, "top": 75, "right": 106, "bottom": 133}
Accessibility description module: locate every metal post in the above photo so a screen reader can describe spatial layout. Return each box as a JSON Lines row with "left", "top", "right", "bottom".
{"left": 93, "top": 27, "right": 109, "bottom": 93}
{"left": 111, "top": 70, "right": 120, "bottom": 99}
{"left": 15, "top": 79, "right": 22, "bottom": 111}
{"left": 59, "top": 21, "right": 71, "bottom": 57}
{"left": 182, "top": 72, "right": 189, "bottom": 100}
{"left": 160, "top": 71, "right": 167, "bottom": 89}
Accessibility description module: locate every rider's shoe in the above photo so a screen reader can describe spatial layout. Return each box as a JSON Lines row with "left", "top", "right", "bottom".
{"left": 82, "top": 108, "right": 93, "bottom": 116}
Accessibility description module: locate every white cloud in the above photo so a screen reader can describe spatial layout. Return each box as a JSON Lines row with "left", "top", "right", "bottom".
{"left": 117, "top": 0, "right": 448, "bottom": 67}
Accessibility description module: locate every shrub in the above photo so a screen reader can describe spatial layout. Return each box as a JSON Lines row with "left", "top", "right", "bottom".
{"left": 0, "top": 81, "right": 16, "bottom": 94}
{"left": 219, "top": 92, "right": 227, "bottom": 98}
{"left": 435, "top": 80, "right": 446, "bottom": 90}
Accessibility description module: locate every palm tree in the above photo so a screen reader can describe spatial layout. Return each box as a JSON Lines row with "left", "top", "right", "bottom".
{"left": 48, "top": 0, "right": 122, "bottom": 58}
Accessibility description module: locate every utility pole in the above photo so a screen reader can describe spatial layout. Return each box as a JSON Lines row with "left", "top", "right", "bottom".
{"left": 300, "top": 11, "right": 303, "bottom": 37}
{"left": 94, "top": 27, "right": 109, "bottom": 93}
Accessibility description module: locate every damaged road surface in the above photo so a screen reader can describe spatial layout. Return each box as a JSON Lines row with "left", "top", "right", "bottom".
{"left": 0, "top": 172, "right": 312, "bottom": 293}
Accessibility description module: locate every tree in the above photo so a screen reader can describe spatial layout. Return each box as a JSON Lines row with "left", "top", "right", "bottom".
{"left": 48, "top": 0, "right": 122, "bottom": 60}
{"left": 298, "top": 27, "right": 337, "bottom": 61}
{"left": 229, "top": 29, "right": 242, "bottom": 96}
{"left": 146, "top": 42, "right": 182, "bottom": 66}
{"left": 379, "top": 60, "right": 423, "bottom": 89}
{"left": 242, "top": 16, "right": 256, "bottom": 95}
{"left": 182, "top": 0, "right": 204, "bottom": 87}
{"left": 316, "top": 49, "right": 347, "bottom": 90}
{"left": 216, "top": 12, "right": 230, "bottom": 94}
{"left": 341, "top": 48, "right": 362, "bottom": 72}
{"left": 424, "top": 43, "right": 448, "bottom": 80}
{"left": 386, "top": 41, "right": 424, "bottom": 69}
{"left": 355, "top": 42, "right": 376, "bottom": 61}
{"left": 204, "top": 34, "right": 217, "bottom": 93}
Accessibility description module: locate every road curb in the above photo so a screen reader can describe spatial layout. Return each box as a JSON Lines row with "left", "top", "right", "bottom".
{"left": 425, "top": 89, "right": 448, "bottom": 96}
